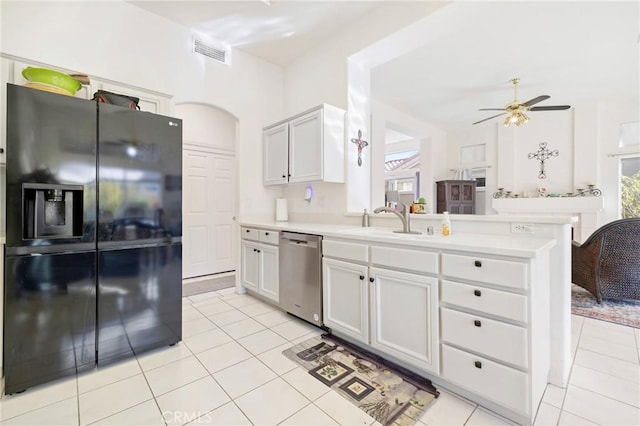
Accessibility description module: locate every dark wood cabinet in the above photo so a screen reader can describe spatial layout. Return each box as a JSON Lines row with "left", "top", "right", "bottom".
{"left": 436, "top": 180, "right": 476, "bottom": 214}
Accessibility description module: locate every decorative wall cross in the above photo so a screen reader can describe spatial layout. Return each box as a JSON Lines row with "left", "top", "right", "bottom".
{"left": 350, "top": 129, "right": 369, "bottom": 167}
{"left": 528, "top": 142, "right": 559, "bottom": 179}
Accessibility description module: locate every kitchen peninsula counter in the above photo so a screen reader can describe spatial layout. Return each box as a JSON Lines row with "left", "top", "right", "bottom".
{"left": 239, "top": 220, "right": 556, "bottom": 258}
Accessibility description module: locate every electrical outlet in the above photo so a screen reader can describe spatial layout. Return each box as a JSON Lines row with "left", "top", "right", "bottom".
{"left": 511, "top": 223, "right": 535, "bottom": 233}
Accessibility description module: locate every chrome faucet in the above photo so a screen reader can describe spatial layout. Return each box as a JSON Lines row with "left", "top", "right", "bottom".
{"left": 372, "top": 204, "right": 421, "bottom": 234}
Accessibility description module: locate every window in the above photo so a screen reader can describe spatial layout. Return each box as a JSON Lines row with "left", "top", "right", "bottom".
{"left": 621, "top": 156, "right": 640, "bottom": 218}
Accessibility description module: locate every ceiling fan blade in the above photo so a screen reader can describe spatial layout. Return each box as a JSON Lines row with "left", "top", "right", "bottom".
{"left": 472, "top": 112, "right": 506, "bottom": 125}
{"left": 479, "top": 108, "right": 506, "bottom": 111}
{"left": 529, "top": 105, "right": 571, "bottom": 111}
{"left": 522, "top": 95, "right": 550, "bottom": 107}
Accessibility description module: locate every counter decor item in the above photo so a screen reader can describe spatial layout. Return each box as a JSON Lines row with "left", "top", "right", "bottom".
{"left": 571, "top": 185, "right": 602, "bottom": 197}
{"left": 351, "top": 129, "right": 369, "bottom": 167}
{"left": 493, "top": 188, "right": 519, "bottom": 199}
{"left": 412, "top": 197, "right": 427, "bottom": 214}
{"left": 22, "top": 67, "right": 82, "bottom": 96}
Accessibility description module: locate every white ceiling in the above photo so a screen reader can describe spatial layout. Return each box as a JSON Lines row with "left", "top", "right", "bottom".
{"left": 129, "top": 1, "right": 639, "bottom": 133}
{"left": 128, "top": 0, "right": 383, "bottom": 66}
{"left": 371, "top": 1, "right": 640, "bottom": 132}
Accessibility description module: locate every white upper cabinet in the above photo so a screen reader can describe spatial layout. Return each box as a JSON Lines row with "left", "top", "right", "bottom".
{"left": 263, "top": 123, "right": 289, "bottom": 185}
{"left": 263, "top": 104, "right": 345, "bottom": 186}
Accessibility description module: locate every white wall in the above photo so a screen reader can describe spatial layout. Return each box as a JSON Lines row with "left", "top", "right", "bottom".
{"left": 281, "top": 2, "right": 445, "bottom": 217}
{"left": 447, "top": 100, "right": 638, "bottom": 228}
{"left": 0, "top": 0, "right": 284, "bottom": 220}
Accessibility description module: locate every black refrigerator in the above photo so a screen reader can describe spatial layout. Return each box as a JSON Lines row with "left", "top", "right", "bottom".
{"left": 4, "top": 84, "right": 183, "bottom": 394}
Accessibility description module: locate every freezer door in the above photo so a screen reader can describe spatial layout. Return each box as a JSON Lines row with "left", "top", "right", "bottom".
{"left": 97, "top": 104, "right": 182, "bottom": 247}
{"left": 5, "top": 84, "right": 97, "bottom": 250}
{"left": 3, "top": 252, "right": 97, "bottom": 394}
{"left": 97, "top": 244, "right": 182, "bottom": 365}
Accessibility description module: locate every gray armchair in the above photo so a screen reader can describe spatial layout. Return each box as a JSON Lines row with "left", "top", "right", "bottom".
{"left": 571, "top": 218, "right": 640, "bottom": 303}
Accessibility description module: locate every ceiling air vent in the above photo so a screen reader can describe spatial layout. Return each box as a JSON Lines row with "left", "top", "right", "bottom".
{"left": 193, "top": 38, "right": 228, "bottom": 64}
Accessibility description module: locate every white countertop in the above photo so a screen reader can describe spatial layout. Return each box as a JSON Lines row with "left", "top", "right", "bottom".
{"left": 241, "top": 221, "right": 556, "bottom": 258}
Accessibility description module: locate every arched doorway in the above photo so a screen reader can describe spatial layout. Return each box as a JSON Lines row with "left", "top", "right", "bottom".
{"left": 175, "top": 103, "right": 238, "bottom": 279}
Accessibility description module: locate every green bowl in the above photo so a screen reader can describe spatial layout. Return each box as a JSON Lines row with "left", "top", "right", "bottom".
{"left": 22, "top": 67, "right": 82, "bottom": 94}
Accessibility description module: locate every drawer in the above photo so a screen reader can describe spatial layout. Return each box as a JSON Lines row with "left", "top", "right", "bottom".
{"left": 241, "top": 227, "right": 259, "bottom": 242}
{"left": 323, "top": 240, "right": 368, "bottom": 263}
{"left": 371, "top": 246, "right": 438, "bottom": 274}
{"left": 259, "top": 229, "right": 279, "bottom": 245}
{"left": 441, "top": 308, "right": 528, "bottom": 368}
{"left": 442, "top": 344, "right": 529, "bottom": 414}
{"left": 441, "top": 280, "right": 528, "bottom": 323}
{"left": 442, "top": 253, "right": 527, "bottom": 290}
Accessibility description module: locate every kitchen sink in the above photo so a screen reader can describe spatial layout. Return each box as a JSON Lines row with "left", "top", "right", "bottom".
{"left": 341, "top": 227, "right": 441, "bottom": 240}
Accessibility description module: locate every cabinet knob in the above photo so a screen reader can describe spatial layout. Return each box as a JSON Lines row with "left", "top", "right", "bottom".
{"left": 369, "top": 277, "right": 375, "bottom": 283}
{"left": 265, "top": 232, "right": 269, "bottom": 236}
{"left": 474, "top": 361, "right": 482, "bottom": 369}
{"left": 252, "top": 248, "right": 256, "bottom": 252}
{"left": 474, "top": 289, "right": 482, "bottom": 297}
{"left": 246, "top": 229, "right": 250, "bottom": 233}
{"left": 282, "top": 174, "right": 286, "bottom": 178}
{"left": 0, "top": 148, "right": 4, "bottom": 154}
{"left": 474, "top": 320, "right": 482, "bottom": 327}
{"left": 257, "top": 249, "right": 261, "bottom": 253}
{"left": 288, "top": 174, "right": 291, "bottom": 178}
{"left": 474, "top": 260, "right": 482, "bottom": 267}
{"left": 359, "top": 275, "right": 365, "bottom": 280}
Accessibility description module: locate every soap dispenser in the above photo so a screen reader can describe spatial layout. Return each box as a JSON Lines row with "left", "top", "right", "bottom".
{"left": 442, "top": 211, "right": 451, "bottom": 236}
{"left": 362, "top": 209, "right": 370, "bottom": 227}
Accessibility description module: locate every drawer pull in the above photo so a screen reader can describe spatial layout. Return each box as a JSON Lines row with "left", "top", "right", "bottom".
{"left": 359, "top": 275, "right": 365, "bottom": 280}
{"left": 474, "top": 361, "right": 482, "bottom": 369}
{"left": 474, "top": 289, "right": 482, "bottom": 297}
{"left": 282, "top": 174, "right": 286, "bottom": 178}
{"left": 474, "top": 260, "right": 482, "bottom": 267}
{"left": 474, "top": 320, "right": 482, "bottom": 327}
{"left": 369, "top": 277, "right": 375, "bottom": 283}
{"left": 265, "top": 232, "right": 269, "bottom": 236}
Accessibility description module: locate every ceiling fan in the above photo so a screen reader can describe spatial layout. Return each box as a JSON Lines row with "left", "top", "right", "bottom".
{"left": 472, "top": 78, "right": 571, "bottom": 127}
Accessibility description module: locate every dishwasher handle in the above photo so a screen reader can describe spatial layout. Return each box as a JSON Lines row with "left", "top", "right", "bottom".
{"left": 280, "top": 231, "right": 322, "bottom": 249}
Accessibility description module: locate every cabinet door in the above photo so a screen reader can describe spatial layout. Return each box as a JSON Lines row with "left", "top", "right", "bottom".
{"left": 241, "top": 240, "right": 260, "bottom": 292}
{"left": 264, "top": 123, "right": 289, "bottom": 185}
{"left": 289, "top": 109, "right": 323, "bottom": 183}
{"left": 369, "top": 267, "right": 439, "bottom": 374}
{"left": 260, "top": 244, "right": 279, "bottom": 303}
{"left": 323, "top": 258, "right": 369, "bottom": 344}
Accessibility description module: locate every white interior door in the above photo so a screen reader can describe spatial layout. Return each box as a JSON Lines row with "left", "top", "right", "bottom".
{"left": 183, "top": 149, "right": 236, "bottom": 278}
{"left": 177, "top": 102, "right": 238, "bottom": 280}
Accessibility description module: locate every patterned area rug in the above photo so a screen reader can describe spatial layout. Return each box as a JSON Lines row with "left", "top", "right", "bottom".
{"left": 283, "top": 334, "right": 439, "bottom": 426}
{"left": 572, "top": 284, "right": 640, "bottom": 328}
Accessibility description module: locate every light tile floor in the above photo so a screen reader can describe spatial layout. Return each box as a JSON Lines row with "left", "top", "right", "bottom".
{"left": 1, "top": 288, "right": 639, "bottom": 425}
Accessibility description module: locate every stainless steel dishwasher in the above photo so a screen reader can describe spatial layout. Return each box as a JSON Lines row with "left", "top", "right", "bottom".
{"left": 279, "top": 231, "right": 323, "bottom": 327}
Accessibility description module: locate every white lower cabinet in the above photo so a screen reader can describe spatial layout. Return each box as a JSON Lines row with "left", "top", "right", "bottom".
{"left": 369, "top": 267, "right": 439, "bottom": 374}
{"left": 241, "top": 228, "right": 279, "bottom": 303}
{"left": 322, "top": 258, "right": 369, "bottom": 343}
{"left": 323, "top": 239, "right": 550, "bottom": 425}
{"left": 322, "top": 256, "right": 439, "bottom": 374}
